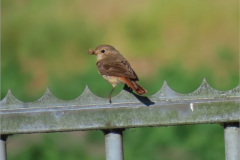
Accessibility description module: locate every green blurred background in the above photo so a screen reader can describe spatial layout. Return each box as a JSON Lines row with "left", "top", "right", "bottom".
{"left": 2, "top": 0, "right": 239, "bottom": 160}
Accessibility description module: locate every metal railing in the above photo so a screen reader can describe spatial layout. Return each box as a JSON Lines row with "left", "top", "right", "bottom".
{"left": 0, "top": 79, "right": 239, "bottom": 160}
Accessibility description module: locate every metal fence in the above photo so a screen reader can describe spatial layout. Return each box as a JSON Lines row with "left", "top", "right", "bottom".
{"left": 0, "top": 79, "right": 239, "bottom": 160}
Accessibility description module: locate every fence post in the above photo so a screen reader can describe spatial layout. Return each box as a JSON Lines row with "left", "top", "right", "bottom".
{"left": 104, "top": 129, "right": 124, "bottom": 160}
{"left": 0, "top": 135, "right": 7, "bottom": 160}
{"left": 224, "top": 123, "right": 240, "bottom": 160}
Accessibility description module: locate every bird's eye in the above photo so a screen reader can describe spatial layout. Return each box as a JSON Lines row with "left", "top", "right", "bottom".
{"left": 101, "top": 49, "right": 105, "bottom": 53}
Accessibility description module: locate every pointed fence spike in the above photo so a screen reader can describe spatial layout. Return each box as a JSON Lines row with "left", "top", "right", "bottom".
{"left": 162, "top": 80, "right": 168, "bottom": 87}
{"left": 202, "top": 77, "right": 207, "bottom": 83}
{"left": 189, "top": 78, "right": 223, "bottom": 98}
{"left": 0, "top": 89, "right": 23, "bottom": 109}
{"left": 152, "top": 80, "right": 184, "bottom": 100}
{"left": 74, "top": 85, "right": 107, "bottom": 105}
{"left": 159, "top": 80, "right": 170, "bottom": 92}
{"left": 75, "top": 85, "right": 94, "bottom": 99}
{"left": 159, "top": 81, "right": 174, "bottom": 96}
{"left": 112, "top": 86, "right": 138, "bottom": 103}
{"left": 37, "top": 87, "right": 61, "bottom": 103}
{"left": 81, "top": 85, "right": 93, "bottom": 96}
{"left": 2, "top": 89, "right": 22, "bottom": 104}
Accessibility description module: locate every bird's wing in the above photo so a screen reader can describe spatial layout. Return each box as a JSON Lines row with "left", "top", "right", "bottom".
{"left": 97, "top": 58, "right": 139, "bottom": 81}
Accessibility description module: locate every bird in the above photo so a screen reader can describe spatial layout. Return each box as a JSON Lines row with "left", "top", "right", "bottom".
{"left": 89, "top": 45, "right": 147, "bottom": 103}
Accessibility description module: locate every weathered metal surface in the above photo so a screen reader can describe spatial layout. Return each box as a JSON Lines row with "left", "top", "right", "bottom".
{"left": 224, "top": 124, "right": 240, "bottom": 160}
{"left": 0, "top": 79, "right": 239, "bottom": 135}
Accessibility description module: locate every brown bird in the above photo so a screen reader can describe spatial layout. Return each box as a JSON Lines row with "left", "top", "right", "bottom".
{"left": 89, "top": 45, "right": 147, "bottom": 103}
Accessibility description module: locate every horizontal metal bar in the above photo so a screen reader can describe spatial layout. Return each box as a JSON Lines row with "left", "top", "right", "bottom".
{"left": 0, "top": 97, "right": 239, "bottom": 135}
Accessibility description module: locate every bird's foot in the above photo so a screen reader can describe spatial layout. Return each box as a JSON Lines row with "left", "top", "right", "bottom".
{"left": 108, "top": 96, "right": 112, "bottom": 104}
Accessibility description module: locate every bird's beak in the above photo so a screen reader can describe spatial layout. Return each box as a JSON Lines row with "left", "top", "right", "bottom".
{"left": 88, "top": 48, "right": 96, "bottom": 55}
{"left": 94, "top": 51, "right": 99, "bottom": 55}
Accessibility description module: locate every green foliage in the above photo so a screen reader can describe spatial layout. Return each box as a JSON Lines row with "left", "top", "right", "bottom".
{"left": 124, "top": 124, "right": 224, "bottom": 160}
{"left": 217, "top": 47, "right": 235, "bottom": 61}
{"left": 7, "top": 133, "right": 105, "bottom": 160}
{"left": 124, "top": 17, "right": 163, "bottom": 55}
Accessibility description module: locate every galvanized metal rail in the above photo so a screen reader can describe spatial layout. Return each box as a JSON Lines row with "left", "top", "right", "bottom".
{"left": 0, "top": 79, "right": 239, "bottom": 160}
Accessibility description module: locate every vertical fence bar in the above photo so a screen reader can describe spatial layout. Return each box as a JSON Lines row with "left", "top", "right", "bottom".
{"left": 224, "top": 123, "right": 240, "bottom": 160}
{"left": 104, "top": 129, "right": 124, "bottom": 160}
{"left": 0, "top": 135, "right": 7, "bottom": 160}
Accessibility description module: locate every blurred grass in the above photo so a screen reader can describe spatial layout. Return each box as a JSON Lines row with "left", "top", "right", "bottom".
{"left": 1, "top": 0, "right": 239, "bottom": 160}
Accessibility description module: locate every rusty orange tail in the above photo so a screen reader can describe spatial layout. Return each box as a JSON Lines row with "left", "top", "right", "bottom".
{"left": 119, "top": 77, "right": 147, "bottom": 95}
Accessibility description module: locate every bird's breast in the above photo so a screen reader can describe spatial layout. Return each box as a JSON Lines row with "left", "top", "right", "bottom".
{"left": 102, "top": 75, "right": 125, "bottom": 87}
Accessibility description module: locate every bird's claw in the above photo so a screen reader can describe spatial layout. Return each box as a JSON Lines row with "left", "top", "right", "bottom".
{"left": 108, "top": 96, "right": 112, "bottom": 104}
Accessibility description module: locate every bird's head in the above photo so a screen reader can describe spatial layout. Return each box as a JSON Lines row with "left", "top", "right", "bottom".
{"left": 89, "top": 45, "right": 118, "bottom": 60}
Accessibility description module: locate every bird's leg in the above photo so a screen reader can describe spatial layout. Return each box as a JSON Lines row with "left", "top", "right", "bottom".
{"left": 108, "top": 86, "right": 116, "bottom": 103}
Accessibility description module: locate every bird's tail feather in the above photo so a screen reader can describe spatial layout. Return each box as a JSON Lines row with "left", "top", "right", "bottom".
{"left": 119, "top": 77, "right": 147, "bottom": 95}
